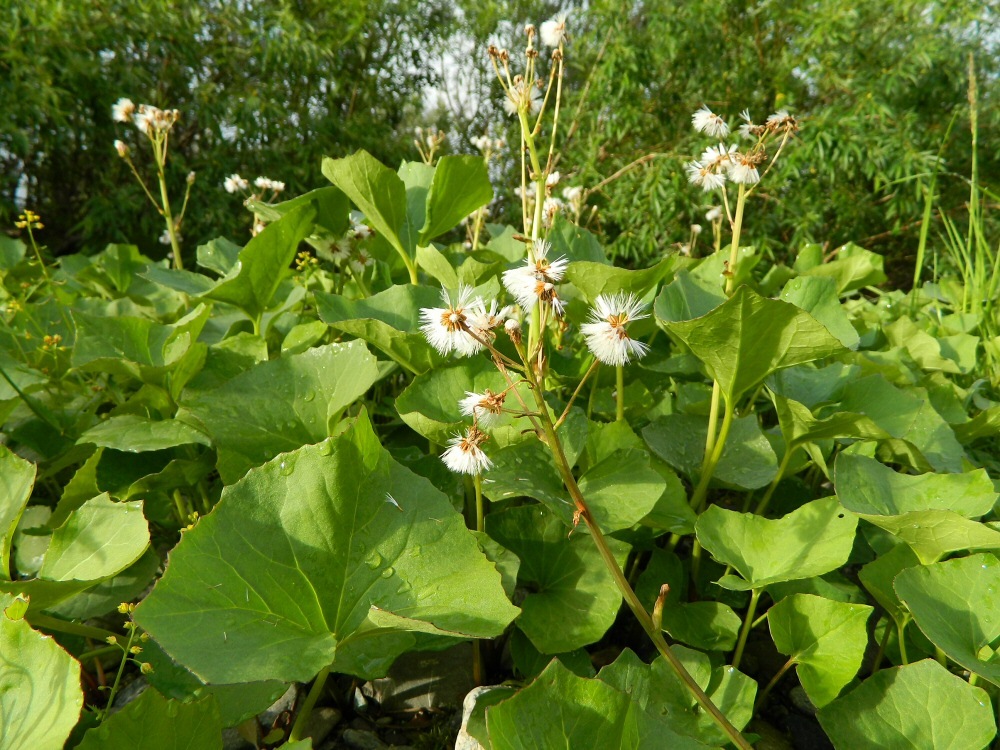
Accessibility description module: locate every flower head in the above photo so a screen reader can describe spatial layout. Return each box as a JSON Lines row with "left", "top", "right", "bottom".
{"left": 502, "top": 239, "right": 569, "bottom": 311}
{"left": 114, "top": 140, "right": 129, "bottom": 158}
{"left": 503, "top": 77, "right": 542, "bottom": 117}
{"left": 112, "top": 97, "right": 135, "bottom": 123}
{"left": 728, "top": 152, "right": 761, "bottom": 185}
{"left": 766, "top": 109, "right": 797, "bottom": 133}
{"left": 705, "top": 206, "right": 723, "bottom": 223}
{"left": 224, "top": 174, "right": 248, "bottom": 193}
{"left": 581, "top": 293, "right": 650, "bottom": 366}
{"left": 467, "top": 299, "right": 513, "bottom": 342}
{"left": 459, "top": 389, "right": 507, "bottom": 429}
{"left": 692, "top": 106, "right": 729, "bottom": 138}
{"left": 441, "top": 425, "right": 492, "bottom": 475}
{"left": 540, "top": 12, "right": 568, "bottom": 48}
{"left": 685, "top": 160, "right": 727, "bottom": 191}
{"left": 254, "top": 176, "right": 285, "bottom": 193}
{"left": 419, "top": 286, "right": 484, "bottom": 357}
{"left": 349, "top": 249, "right": 374, "bottom": 276}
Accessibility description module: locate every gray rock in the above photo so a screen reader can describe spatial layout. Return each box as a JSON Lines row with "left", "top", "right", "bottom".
{"left": 302, "top": 706, "right": 342, "bottom": 745}
{"left": 221, "top": 726, "right": 255, "bottom": 750}
{"left": 260, "top": 684, "right": 299, "bottom": 728}
{"left": 455, "top": 685, "right": 504, "bottom": 750}
{"left": 362, "top": 643, "right": 474, "bottom": 712}
{"left": 342, "top": 728, "right": 389, "bottom": 750}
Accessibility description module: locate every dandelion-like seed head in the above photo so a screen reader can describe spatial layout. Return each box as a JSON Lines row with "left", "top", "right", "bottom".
{"left": 419, "top": 286, "right": 484, "bottom": 357}
{"left": 581, "top": 293, "right": 650, "bottom": 366}
{"left": 502, "top": 239, "right": 569, "bottom": 311}
{"left": 441, "top": 425, "right": 493, "bottom": 475}
{"left": 459, "top": 389, "right": 507, "bottom": 429}
{"left": 540, "top": 12, "right": 569, "bottom": 48}
{"left": 705, "top": 205, "right": 723, "bottom": 222}
{"left": 503, "top": 77, "right": 542, "bottom": 117}
{"left": 685, "top": 161, "right": 727, "bottom": 192}
{"left": 224, "top": 174, "right": 248, "bottom": 194}
{"left": 766, "top": 109, "right": 797, "bottom": 133}
{"left": 728, "top": 152, "right": 762, "bottom": 185}
{"left": 692, "top": 106, "right": 730, "bottom": 138}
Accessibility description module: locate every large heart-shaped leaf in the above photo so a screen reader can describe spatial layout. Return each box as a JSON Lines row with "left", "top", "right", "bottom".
{"left": 858, "top": 510, "right": 1000, "bottom": 564}
{"left": 858, "top": 544, "right": 921, "bottom": 630}
{"left": 817, "top": 660, "right": 995, "bottom": 750}
{"left": 77, "top": 689, "right": 221, "bottom": 750}
{"left": 316, "top": 285, "right": 445, "bottom": 374}
{"left": 486, "top": 505, "right": 624, "bottom": 654}
{"left": 663, "top": 286, "right": 844, "bottom": 406}
{"left": 643, "top": 413, "right": 778, "bottom": 490}
{"left": 419, "top": 155, "right": 493, "bottom": 245}
{"left": 772, "top": 395, "right": 889, "bottom": 451}
{"left": 0, "top": 446, "right": 34, "bottom": 580}
{"left": 654, "top": 268, "right": 727, "bottom": 325}
{"left": 322, "top": 150, "right": 408, "bottom": 259}
{"left": 567, "top": 257, "right": 676, "bottom": 303}
{"left": 76, "top": 415, "right": 211, "bottom": 453}
{"left": 696, "top": 498, "right": 858, "bottom": 590}
{"left": 840, "top": 375, "right": 964, "bottom": 473}
{"left": 0, "top": 595, "right": 83, "bottom": 750}
{"left": 800, "top": 241, "right": 886, "bottom": 294}
{"left": 201, "top": 203, "right": 316, "bottom": 325}
{"left": 895, "top": 554, "right": 1000, "bottom": 686}
{"left": 835, "top": 453, "right": 996, "bottom": 518}
{"left": 134, "top": 411, "right": 519, "bottom": 684}
{"left": 179, "top": 340, "right": 379, "bottom": 483}
{"left": 779, "top": 276, "right": 860, "bottom": 350}
{"left": 767, "top": 594, "right": 873, "bottom": 707}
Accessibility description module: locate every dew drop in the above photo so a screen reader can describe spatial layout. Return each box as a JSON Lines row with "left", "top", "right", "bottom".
{"left": 381, "top": 566, "right": 395, "bottom": 578}
{"left": 279, "top": 460, "right": 294, "bottom": 476}
{"left": 365, "top": 553, "right": 383, "bottom": 569}
{"left": 396, "top": 580, "right": 412, "bottom": 595}
{"left": 319, "top": 439, "right": 333, "bottom": 456}
{"left": 303, "top": 390, "right": 316, "bottom": 402}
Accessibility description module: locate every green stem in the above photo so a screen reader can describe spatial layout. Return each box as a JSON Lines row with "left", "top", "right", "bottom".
{"left": 474, "top": 474, "right": 485, "bottom": 534}
{"left": 732, "top": 588, "right": 761, "bottom": 671}
{"left": 288, "top": 666, "right": 330, "bottom": 743}
{"left": 871, "top": 618, "right": 891, "bottom": 674}
{"left": 155, "top": 140, "right": 183, "bottom": 271}
{"left": 754, "top": 447, "right": 794, "bottom": 516}
{"left": 101, "top": 628, "right": 136, "bottom": 722}
{"left": 702, "top": 381, "right": 722, "bottom": 468}
{"left": 78, "top": 645, "right": 121, "bottom": 663}
{"left": 755, "top": 658, "right": 795, "bottom": 714}
{"left": 615, "top": 365, "right": 625, "bottom": 421}
{"left": 30, "top": 614, "right": 117, "bottom": 641}
{"left": 690, "top": 397, "right": 735, "bottom": 513}
{"left": 898, "top": 619, "right": 910, "bottom": 665}
{"left": 527, "top": 375, "right": 750, "bottom": 749}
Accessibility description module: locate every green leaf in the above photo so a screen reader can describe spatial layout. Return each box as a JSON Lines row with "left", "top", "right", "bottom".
{"left": 779, "top": 276, "right": 860, "bottom": 350}
{"left": 696, "top": 498, "right": 858, "bottom": 590}
{"left": 801, "top": 241, "right": 887, "bottom": 294}
{"left": 47, "top": 548, "right": 160, "bottom": 621}
{"left": 484, "top": 659, "right": 713, "bottom": 749}
{"left": 636, "top": 549, "right": 740, "bottom": 651}
{"left": 419, "top": 155, "right": 493, "bottom": 245}
{"left": 39, "top": 494, "right": 149, "bottom": 582}
{"left": 840, "top": 375, "right": 965, "bottom": 473}
{"left": 767, "top": 594, "right": 873, "bottom": 707}
{"left": 654, "top": 269, "right": 727, "bottom": 325}
{"left": 767, "top": 362, "right": 860, "bottom": 409}
{"left": 0, "top": 595, "right": 83, "bottom": 750}
{"left": 322, "top": 151, "right": 408, "bottom": 258}
{"left": 201, "top": 203, "right": 316, "bottom": 323}
{"left": 487, "top": 505, "right": 623, "bottom": 654}
{"left": 643, "top": 413, "right": 778, "bottom": 490}
{"left": 77, "top": 689, "right": 221, "bottom": 750}
{"left": 663, "top": 286, "right": 845, "bottom": 405}
{"left": 196, "top": 237, "right": 242, "bottom": 276}
{"left": 71, "top": 304, "right": 211, "bottom": 384}
{"left": 773, "top": 395, "right": 889, "bottom": 450}
{"left": 397, "top": 161, "right": 434, "bottom": 254}
{"left": 858, "top": 544, "right": 921, "bottom": 629}
{"left": 248, "top": 185, "right": 351, "bottom": 239}
{"left": 0, "top": 445, "right": 35, "bottom": 581}
{"left": 576, "top": 449, "right": 666, "bottom": 533}
{"left": 567, "top": 257, "right": 676, "bottom": 303}
{"left": 884, "top": 317, "right": 977, "bottom": 375}
{"left": 817, "top": 660, "right": 995, "bottom": 750}
{"left": 179, "top": 341, "right": 379, "bottom": 483}
{"left": 0, "top": 235, "right": 26, "bottom": 270}
{"left": 547, "top": 216, "right": 607, "bottom": 263}
{"left": 134, "top": 411, "right": 518, "bottom": 684}
{"left": 895, "top": 554, "right": 1000, "bottom": 686}
{"left": 281, "top": 320, "right": 329, "bottom": 356}
{"left": 859, "top": 510, "right": 1000, "bottom": 564}
{"left": 955, "top": 406, "right": 1000, "bottom": 444}
{"left": 415, "top": 244, "right": 459, "bottom": 288}
{"left": 77, "top": 415, "right": 211, "bottom": 452}
{"left": 835, "top": 453, "right": 996, "bottom": 518}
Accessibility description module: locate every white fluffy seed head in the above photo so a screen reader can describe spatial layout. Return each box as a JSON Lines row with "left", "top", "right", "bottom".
{"left": 419, "top": 286, "right": 484, "bottom": 357}
{"left": 692, "top": 106, "right": 730, "bottom": 138}
{"left": 441, "top": 426, "right": 492, "bottom": 475}
{"left": 539, "top": 12, "right": 568, "bottom": 48}
{"left": 581, "top": 293, "right": 650, "bottom": 366}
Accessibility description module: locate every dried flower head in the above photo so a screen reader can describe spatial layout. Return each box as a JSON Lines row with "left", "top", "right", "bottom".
{"left": 540, "top": 12, "right": 569, "bottom": 48}
{"left": 581, "top": 293, "right": 650, "bottom": 366}
{"left": 502, "top": 239, "right": 569, "bottom": 311}
{"left": 503, "top": 77, "right": 542, "bottom": 117}
{"left": 112, "top": 97, "right": 135, "bottom": 123}
{"left": 459, "top": 389, "right": 507, "bottom": 429}
{"left": 419, "top": 286, "right": 484, "bottom": 357}
{"left": 441, "top": 425, "right": 492, "bottom": 475}
{"left": 692, "top": 106, "right": 730, "bottom": 138}
{"left": 728, "top": 152, "right": 762, "bottom": 185}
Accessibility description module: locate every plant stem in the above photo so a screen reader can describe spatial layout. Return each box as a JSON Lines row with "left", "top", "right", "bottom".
{"left": 554, "top": 358, "right": 600, "bottom": 429}
{"left": 288, "top": 666, "right": 330, "bottom": 743}
{"left": 732, "top": 588, "right": 761, "bottom": 671}
{"left": 30, "top": 614, "right": 117, "bottom": 641}
{"left": 871, "top": 619, "right": 892, "bottom": 674}
{"left": 154, "top": 137, "right": 184, "bottom": 271}
{"left": 755, "top": 658, "right": 794, "bottom": 714}
{"left": 898, "top": 619, "right": 910, "bottom": 665}
{"left": 690, "top": 396, "right": 735, "bottom": 513}
{"left": 101, "top": 628, "right": 137, "bottom": 722}
{"left": 615, "top": 365, "right": 625, "bottom": 421}
{"left": 527, "top": 377, "right": 749, "bottom": 748}
{"left": 474, "top": 473, "right": 485, "bottom": 534}
{"left": 754, "top": 448, "right": 794, "bottom": 516}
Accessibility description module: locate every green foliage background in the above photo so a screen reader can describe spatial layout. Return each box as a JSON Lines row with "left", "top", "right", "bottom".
{"left": 2, "top": 0, "right": 998, "bottom": 281}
